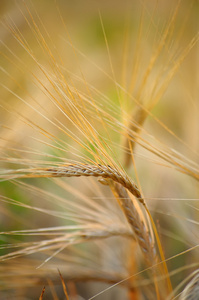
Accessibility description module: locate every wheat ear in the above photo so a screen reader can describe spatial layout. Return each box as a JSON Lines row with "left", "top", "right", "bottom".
{"left": 112, "top": 182, "right": 157, "bottom": 266}
{"left": 1, "top": 163, "right": 158, "bottom": 264}
{"left": 2, "top": 163, "right": 157, "bottom": 261}
{"left": 2, "top": 163, "right": 144, "bottom": 204}
{"left": 111, "top": 183, "right": 165, "bottom": 299}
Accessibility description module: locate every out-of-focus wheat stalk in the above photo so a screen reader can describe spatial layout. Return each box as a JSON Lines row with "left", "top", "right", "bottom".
{"left": 167, "top": 269, "right": 199, "bottom": 300}
{"left": 179, "top": 270, "right": 199, "bottom": 300}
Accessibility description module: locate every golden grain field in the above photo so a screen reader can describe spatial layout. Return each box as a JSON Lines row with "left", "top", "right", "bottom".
{"left": 0, "top": 1, "right": 199, "bottom": 299}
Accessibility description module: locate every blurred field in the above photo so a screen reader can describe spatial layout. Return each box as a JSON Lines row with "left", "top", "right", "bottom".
{"left": 0, "top": 0, "right": 199, "bottom": 299}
